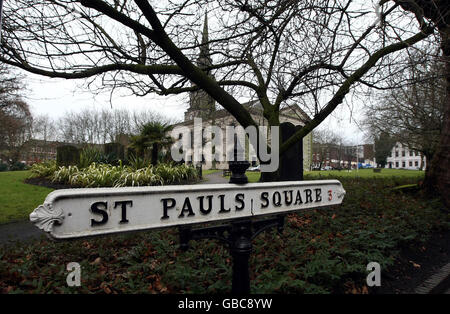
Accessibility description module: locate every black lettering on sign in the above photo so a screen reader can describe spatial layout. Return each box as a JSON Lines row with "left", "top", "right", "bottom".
{"left": 294, "top": 190, "right": 303, "bottom": 205}
{"left": 161, "top": 198, "right": 176, "bottom": 219}
{"left": 314, "top": 189, "right": 322, "bottom": 202}
{"left": 179, "top": 198, "right": 195, "bottom": 218}
{"left": 218, "top": 195, "right": 230, "bottom": 213}
{"left": 235, "top": 193, "right": 245, "bottom": 211}
{"left": 90, "top": 201, "right": 108, "bottom": 226}
{"left": 198, "top": 195, "right": 213, "bottom": 215}
{"left": 304, "top": 189, "right": 313, "bottom": 204}
{"left": 273, "top": 192, "right": 282, "bottom": 207}
{"left": 260, "top": 192, "right": 269, "bottom": 208}
{"left": 114, "top": 200, "right": 132, "bottom": 223}
{"left": 284, "top": 190, "right": 293, "bottom": 205}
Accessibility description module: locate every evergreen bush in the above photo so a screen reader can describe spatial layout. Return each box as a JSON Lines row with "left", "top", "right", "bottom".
{"left": 104, "top": 143, "right": 125, "bottom": 164}
{"left": 56, "top": 145, "right": 80, "bottom": 167}
{"left": 0, "top": 163, "right": 8, "bottom": 172}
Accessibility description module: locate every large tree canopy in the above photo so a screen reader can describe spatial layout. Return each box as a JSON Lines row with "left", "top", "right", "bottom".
{"left": 391, "top": 0, "right": 449, "bottom": 207}
{"left": 366, "top": 51, "right": 445, "bottom": 165}
{"left": 0, "top": 64, "right": 32, "bottom": 163}
{"left": 0, "top": 0, "right": 439, "bottom": 179}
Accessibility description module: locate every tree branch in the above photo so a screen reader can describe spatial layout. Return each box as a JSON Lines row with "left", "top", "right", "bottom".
{"left": 280, "top": 26, "right": 435, "bottom": 155}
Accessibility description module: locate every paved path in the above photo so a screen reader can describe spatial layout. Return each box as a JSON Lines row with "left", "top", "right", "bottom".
{"left": 0, "top": 172, "right": 227, "bottom": 245}
{"left": 197, "top": 170, "right": 228, "bottom": 184}
{"left": 0, "top": 220, "right": 45, "bottom": 245}
{"left": 415, "top": 263, "right": 450, "bottom": 294}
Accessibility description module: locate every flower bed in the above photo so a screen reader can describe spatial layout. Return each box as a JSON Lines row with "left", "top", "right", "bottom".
{"left": 29, "top": 161, "right": 199, "bottom": 187}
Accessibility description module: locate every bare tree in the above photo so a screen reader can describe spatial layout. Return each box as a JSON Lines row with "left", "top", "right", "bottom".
{"left": 365, "top": 51, "right": 445, "bottom": 176}
{"left": 0, "top": 63, "right": 32, "bottom": 163}
{"left": 0, "top": 100, "right": 33, "bottom": 163}
{"left": 54, "top": 107, "right": 173, "bottom": 144}
{"left": 0, "top": 0, "right": 437, "bottom": 181}
{"left": 312, "top": 129, "right": 340, "bottom": 169}
{"left": 389, "top": 0, "right": 449, "bottom": 207}
{"left": 31, "top": 114, "right": 58, "bottom": 142}
{"left": 313, "top": 129, "right": 357, "bottom": 170}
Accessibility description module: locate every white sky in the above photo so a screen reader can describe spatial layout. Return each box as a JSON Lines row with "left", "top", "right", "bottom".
{"left": 23, "top": 71, "right": 187, "bottom": 120}
{"left": 11, "top": 0, "right": 400, "bottom": 146}
{"left": 22, "top": 70, "right": 368, "bottom": 145}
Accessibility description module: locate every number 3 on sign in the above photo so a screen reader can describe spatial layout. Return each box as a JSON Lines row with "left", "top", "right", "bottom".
{"left": 328, "top": 190, "right": 332, "bottom": 201}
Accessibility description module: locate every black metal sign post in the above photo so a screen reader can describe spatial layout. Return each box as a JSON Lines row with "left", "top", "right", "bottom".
{"left": 179, "top": 212, "right": 285, "bottom": 294}
{"left": 178, "top": 156, "right": 286, "bottom": 294}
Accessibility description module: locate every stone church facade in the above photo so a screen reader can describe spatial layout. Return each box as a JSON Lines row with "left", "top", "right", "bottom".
{"left": 174, "top": 15, "right": 313, "bottom": 171}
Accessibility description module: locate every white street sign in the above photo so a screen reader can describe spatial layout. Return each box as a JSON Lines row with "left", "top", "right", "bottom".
{"left": 30, "top": 180, "right": 345, "bottom": 240}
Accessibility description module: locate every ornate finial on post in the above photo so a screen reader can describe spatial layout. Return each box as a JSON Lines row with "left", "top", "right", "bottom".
{"left": 228, "top": 127, "right": 250, "bottom": 184}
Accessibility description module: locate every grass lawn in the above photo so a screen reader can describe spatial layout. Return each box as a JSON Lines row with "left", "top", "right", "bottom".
{"left": 202, "top": 169, "right": 220, "bottom": 175}
{"left": 243, "top": 168, "right": 425, "bottom": 183}
{"left": 306, "top": 168, "right": 425, "bottom": 179}
{"left": 0, "top": 171, "right": 53, "bottom": 224}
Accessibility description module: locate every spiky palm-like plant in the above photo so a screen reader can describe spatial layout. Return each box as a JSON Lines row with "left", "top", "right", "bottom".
{"left": 130, "top": 122, "right": 174, "bottom": 166}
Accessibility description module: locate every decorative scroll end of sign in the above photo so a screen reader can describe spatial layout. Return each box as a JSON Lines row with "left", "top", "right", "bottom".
{"left": 337, "top": 187, "right": 346, "bottom": 200}
{"left": 29, "top": 203, "right": 64, "bottom": 233}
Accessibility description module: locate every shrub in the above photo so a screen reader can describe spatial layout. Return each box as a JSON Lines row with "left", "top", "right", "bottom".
{"left": 9, "top": 161, "right": 27, "bottom": 171}
{"left": 153, "top": 163, "right": 198, "bottom": 184}
{"left": 51, "top": 163, "right": 199, "bottom": 187}
{"left": 52, "top": 165, "right": 80, "bottom": 184}
{"left": 127, "top": 153, "right": 149, "bottom": 170}
{"left": 68, "top": 163, "right": 124, "bottom": 187}
{"left": 104, "top": 143, "right": 125, "bottom": 162}
{"left": 79, "top": 147, "right": 103, "bottom": 168}
{"left": 57, "top": 145, "right": 80, "bottom": 167}
{"left": 29, "top": 160, "right": 57, "bottom": 178}
{"left": 126, "top": 147, "right": 137, "bottom": 161}
{"left": 0, "top": 163, "right": 8, "bottom": 172}
{"left": 115, "top": 166, "right": 163, "bottom": 187}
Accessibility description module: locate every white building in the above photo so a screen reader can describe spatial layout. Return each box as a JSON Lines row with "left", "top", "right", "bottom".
{"left": 385, "top": 142, "right": 426, "bottom": 170}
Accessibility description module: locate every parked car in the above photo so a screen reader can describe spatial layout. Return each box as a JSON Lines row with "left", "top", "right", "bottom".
{"left": 248, "top": 165, "right": 260, "bottom": 172}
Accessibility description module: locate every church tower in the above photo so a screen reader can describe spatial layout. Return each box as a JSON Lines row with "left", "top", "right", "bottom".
{"left": 184, "top": 14, "right": 216, "bottom": 121}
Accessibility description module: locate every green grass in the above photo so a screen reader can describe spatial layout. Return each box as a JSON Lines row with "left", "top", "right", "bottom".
{"left": 306, "top": 168, "right": 425, "bottom": 179}
{"left": 202, "top": 169, "right": 219, "bottom": 175}
{"left": 0, "top": 171, "right": 53, "bottom": 224}
{"left": 245, "top": 171, "right": 262, "bottom": 183}
{"left": 242, "top": 168, "right": 425, "bottom": 183}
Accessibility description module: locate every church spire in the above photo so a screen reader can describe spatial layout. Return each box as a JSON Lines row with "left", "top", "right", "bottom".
{"left": 200, "top": 13, "right": 209, "bottom": 57}
{"left": 198, "top": 13, "right": 212, "bottom": 69}
{"left": 185, "top": 12, "right": 216, "bottom": 121}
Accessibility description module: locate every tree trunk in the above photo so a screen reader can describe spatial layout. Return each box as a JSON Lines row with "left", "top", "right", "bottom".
{"left": 151, "top": 143, "right": 158, "bottom": 166}
{"left": 424, "top": 27, "right": 450, "bottom": 209}
{"left": 423, "top": 151, "right": 432, "bottom": 184}
{"left": 259, "top": 168, "right": 280, "bottom": 182}
{"left": 259, "top": 122, "right": 304, "bottom": 182}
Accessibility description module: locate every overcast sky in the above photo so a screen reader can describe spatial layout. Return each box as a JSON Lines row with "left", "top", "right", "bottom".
{"left": 22, "top": 70, "right": 368, "bottom": 145}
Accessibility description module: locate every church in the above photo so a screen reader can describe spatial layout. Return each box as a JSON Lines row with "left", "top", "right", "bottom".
{"left": 174, "top": 15, "right": 313, "bottom": 171}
